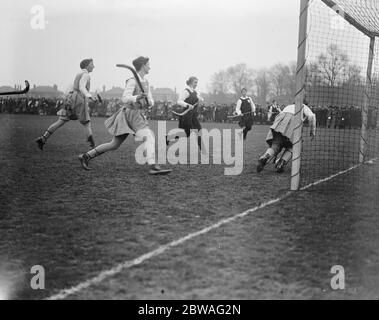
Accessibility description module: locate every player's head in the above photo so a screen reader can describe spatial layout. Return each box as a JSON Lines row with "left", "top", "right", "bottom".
{"left": 133, "top": 56, "right": 150, "bottom": 74}
{"left": 80, "top": 59, "right": 94, "bottom": 72}
{"left": 186, "top": 76, "right": 198, "bottom": 89}
{"left": 241, "top": 88, "right": 247, "bottom": 96}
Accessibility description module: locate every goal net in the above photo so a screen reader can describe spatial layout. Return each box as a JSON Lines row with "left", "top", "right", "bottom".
{"left": 293, "top": 0, "right": 379, "bottom": 189}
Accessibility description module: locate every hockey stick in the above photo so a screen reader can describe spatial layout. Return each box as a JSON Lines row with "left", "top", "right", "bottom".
{"left": 0, "top": 81, "right": 30, "bottom": 96}
{"left": 116, "top": 64, "right": 149, "bottom": 105}
{"left": 227, "top": 111, "right": 254, "bottom": 118}
{"left": 171, "top": 102, "right": 199, "bottom": 117}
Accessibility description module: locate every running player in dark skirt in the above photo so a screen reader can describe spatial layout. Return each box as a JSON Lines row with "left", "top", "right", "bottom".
{"left": 267, "top": 99, "right": 281, "bottom": 123}
{"left": 234, "top": 88, "right": 256, "bottom": 140}
{"left": 166, "top": 76, "right": 205, "bottom": 151}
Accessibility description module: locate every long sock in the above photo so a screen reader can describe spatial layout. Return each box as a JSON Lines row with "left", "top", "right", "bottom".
{"left": 262, "top": 148, "right": 275, "bottom": 159}
{"left": 243, "top": 128, "right": 248, "bottom": 140}
{"left": 281, "top": 149, "right": 293, "bottom": 163}
{"left": 86, "top": 147, "right": 103, "bottom": 159}
{"left": 87, "top": 135, "right": 95, "bottom": 148}
{"left": 41, "top": 130, "right": 52, "bottom": 142}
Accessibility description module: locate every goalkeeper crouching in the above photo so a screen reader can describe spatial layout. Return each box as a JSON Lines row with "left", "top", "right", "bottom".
{"left": 257, "top": 102, "right": 316, "bottom": 173}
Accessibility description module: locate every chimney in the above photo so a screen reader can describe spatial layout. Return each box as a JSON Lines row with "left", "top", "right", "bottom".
{"left": 103, "top": 85, "right": 106, "bottom": 92}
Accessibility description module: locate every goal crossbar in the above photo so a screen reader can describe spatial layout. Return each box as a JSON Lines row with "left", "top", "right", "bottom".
{"left": 321, "top": 0, "right": 379, "bottom": 38}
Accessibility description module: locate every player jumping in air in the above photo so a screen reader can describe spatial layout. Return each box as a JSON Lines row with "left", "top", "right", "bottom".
{"left": 78, "top": 56, "right": 172, "bottom": 175}
{"left": 234, "top": 88, "right": 256, "bottom": 140}
{"left": 257, "top": 102, "right": 316, "bottom": 173}
{"left": 35, "top": 59, "right": 98, "bottom": 150}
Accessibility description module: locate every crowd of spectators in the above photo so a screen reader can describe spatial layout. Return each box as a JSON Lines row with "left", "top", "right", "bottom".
{"left": 310, "top": 105, "right": 378, "bottom": 129}
{"left": 0, "top": 97, "right": 274, "bottom": 124}
{"left": 1, "top": 97, "right": 377, "bottom": 129}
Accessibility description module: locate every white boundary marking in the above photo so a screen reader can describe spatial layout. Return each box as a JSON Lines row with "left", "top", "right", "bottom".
{"left": 47, "top": 159, "right": 376, "bottom": 300}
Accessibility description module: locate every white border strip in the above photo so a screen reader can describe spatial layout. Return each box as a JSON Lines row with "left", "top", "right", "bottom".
{"left": 47, "top": 159, "right": 376, "bottom": 300}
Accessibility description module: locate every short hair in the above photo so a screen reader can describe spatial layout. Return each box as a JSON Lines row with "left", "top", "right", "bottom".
{"left": 186, "top": 76, "right": 198, "bottom": 86}
{"left": 133, "top": 56, "right": 149, "bottom": 71}
{"left": 241, "top": 88, "right": 247, "bottom": 93}
{"left": 80, "top": 59, "right": 93, "bottom": 69}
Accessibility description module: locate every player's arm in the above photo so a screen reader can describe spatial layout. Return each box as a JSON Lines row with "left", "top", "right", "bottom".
{"left": 177, "top": 90, "right": 192, "bottom": 109}
{"left": 267, "top": 105, "right": 272, "bottom": 120}
{"left": 146, "top": 80, "right": 154, "bottom": 107}
{"left": 250, "top": 98, "right": 256, "bottom": 115}
{"left": 235, "top": 99, "right": 242, "bottom": 115}
{"left": 79, "top": 73, "right": 92, "bottom": 99}
{"left": 304, "top": 105, "right": 317, "bottom": 138}
{"left": 121, "top": 78, "right": 141, "bottom": 104}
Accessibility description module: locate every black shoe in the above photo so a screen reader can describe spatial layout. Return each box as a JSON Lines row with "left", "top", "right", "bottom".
{"left": 149, "top": 164, "right": 172, "bottom": 175}
{"left": 87, "top": 136, "right": 95, "bottom": 149}
{"left": 256, "top": 156, "right": 269, "bottom": 173}
{"left": 35, "top": 137, "right": 45, "bottom": 150}
{"left": 78, "top": 154, "right": 91, "bottom": 170}
{"left": 275, "top": 159, "right": 286, "bottom": 173}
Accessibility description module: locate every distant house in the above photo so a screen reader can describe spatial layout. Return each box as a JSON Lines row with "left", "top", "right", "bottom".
{"left": 0, "top": 86, "right": 16, "bottom": 97}
{"left": 101, "top": 86, "right": 123, "bottom": 100}
{"left": 97, "top": 86, "right": 179, "bottom": 102}
{"left": 152, "top": 87, "right": 178, "bottom": 102}
{"left": 202, "top": 92, "right": 237, "bottom": 105}
{"left": 29, "top": 85, "right": 64, "bottom": 98}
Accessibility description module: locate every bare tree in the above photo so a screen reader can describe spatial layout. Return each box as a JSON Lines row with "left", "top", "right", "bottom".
{"left": 317, "top": 44, "right": 349, "bottom": 86}
{"left": 286, "top": 61, "right": 297, "bottom": 98}
{"left": 270, "top": 63, "right": 291, "bottom": 97}
{"left": 345, "top": 64, "right": 363, "bottom": 85}
{"left": 255, "top": 69, "right": 272, "bottom": 105}
{"left": 210, "top": 70, "right": 230, "bottom": 94}
{"left": 226, "top": 63, "right": 255, "bottom": 97}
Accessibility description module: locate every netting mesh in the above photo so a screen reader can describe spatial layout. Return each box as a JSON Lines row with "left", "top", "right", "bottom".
{"left": 323, "top": 0, "right": 379, "bottom": 36}
{"left": 300, "top": 0, "right": 379, "bottom": 187}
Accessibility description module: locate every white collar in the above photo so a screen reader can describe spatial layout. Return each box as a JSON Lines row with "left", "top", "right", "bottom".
{"left": 137, "top": 72, "right": 146, "bottom": 81}
{"left": 81, "top": 69, "right": 89, "bottom": 74}
{"left": 186, "top": 86, "right": 196, "bottom": 92}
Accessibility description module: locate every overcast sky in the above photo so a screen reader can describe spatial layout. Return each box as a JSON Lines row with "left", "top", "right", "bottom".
{"left": 0, "top": 0, "right": 301, "bottom": 93}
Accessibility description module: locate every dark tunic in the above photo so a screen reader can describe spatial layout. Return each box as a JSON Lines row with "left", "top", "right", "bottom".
{"left": 178, "top": 89, "right": 201, "bottom": 136}
{"left": 238, "top": 97, "right": 254, "bottom": 130}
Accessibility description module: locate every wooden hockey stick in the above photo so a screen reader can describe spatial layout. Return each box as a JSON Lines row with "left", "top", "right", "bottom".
{"left": 116, "top": 64, "right": 149, "bottom": 106}
{"left": 171, "top": 102, "right": 199, "bottom": 117}
{"left": 0, "top": 81, "right": 30, "bottom": 96}
{"left": 227, "top": 111, "right": 254, "bottom": 118}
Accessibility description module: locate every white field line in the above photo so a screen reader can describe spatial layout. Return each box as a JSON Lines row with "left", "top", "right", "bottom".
{"left": 47, "top": 159, "right": 376, "bottom": 300}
